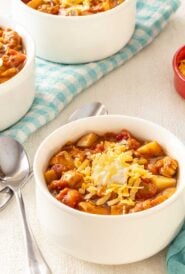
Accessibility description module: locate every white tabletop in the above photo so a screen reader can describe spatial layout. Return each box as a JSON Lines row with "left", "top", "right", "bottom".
{"left": 1, "top": 1, "right": 185, "bottom": 274}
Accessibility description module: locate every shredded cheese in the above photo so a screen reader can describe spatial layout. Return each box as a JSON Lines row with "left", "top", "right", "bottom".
{"left": 76, "top": 141, "right": 152, "bottom": 206}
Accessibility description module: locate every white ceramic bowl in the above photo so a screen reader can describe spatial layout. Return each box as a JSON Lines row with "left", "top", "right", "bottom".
{"left": 0, "top": 17, "right": 35, "bottom": 131}
{"left": 12, "top": 0, "right": 136, "bottom": 64}
{"left": 33, "top": 115, "right": 185, "bottom": 264}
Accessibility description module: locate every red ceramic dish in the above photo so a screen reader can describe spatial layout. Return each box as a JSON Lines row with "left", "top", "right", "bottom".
{"left": 173, "top": 45, "right": 185, "bottom": 98}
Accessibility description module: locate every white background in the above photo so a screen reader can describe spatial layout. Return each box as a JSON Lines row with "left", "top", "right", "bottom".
{"left": 0, "top": 1, "right": 185, "bottom": 273}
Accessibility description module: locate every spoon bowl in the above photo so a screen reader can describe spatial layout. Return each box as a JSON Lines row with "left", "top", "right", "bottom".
{"left": 0, "top": 136, "right": 30, "bottom": 188}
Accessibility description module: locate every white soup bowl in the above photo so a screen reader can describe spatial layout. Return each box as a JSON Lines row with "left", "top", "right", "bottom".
{"left": 12, "top": 0, "right": 136, "bottom": 64}
{"left": 0, "top": 17, "right": 35, "bottom": 131}
{"left": 33, "top": 115, "right": 185, "bottom": 264}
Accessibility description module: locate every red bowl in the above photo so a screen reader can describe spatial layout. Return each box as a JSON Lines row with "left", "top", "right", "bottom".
{"left": 173, "top": 45, "right": 185, "bottom": 98}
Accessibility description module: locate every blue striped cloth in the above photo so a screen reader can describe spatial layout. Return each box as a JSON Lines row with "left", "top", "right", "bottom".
{"left": 1, "top": 0, "right": 180, "bottom": 143}
{"left": 166, "top": 223, "right": 185, "bottom": 274}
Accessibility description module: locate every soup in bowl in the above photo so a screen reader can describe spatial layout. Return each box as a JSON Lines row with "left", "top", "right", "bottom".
{"left": 44, "top": 129, "right": 178, "bottom": 215}
{"left": 22, "top": 0, "right": 125, "bottom": 16}
{"left": 33, "top": 115, "right": 185, "bottom": 264}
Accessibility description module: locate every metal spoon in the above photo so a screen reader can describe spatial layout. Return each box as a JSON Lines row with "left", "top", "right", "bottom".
{"left": 0, "top": 167, "right": 33, "bottom": 210}
{"left": 0, "top": 101, "right": 108, "bottom": 209}
{"left": 0, "top": 136, "right": 51, "bottom": 274}
{"left": 67, "top": 101, "right": 107, "bottom": 122}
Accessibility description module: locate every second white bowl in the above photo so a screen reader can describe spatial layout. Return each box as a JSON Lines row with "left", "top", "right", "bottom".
{"left": 12, "top": 0, "right": 136, "bottom": 64}
{"left": 0, "top": 17, "right": 35, "bottom": 131}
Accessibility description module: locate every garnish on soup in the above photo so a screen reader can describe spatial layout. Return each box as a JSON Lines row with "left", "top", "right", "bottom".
{"left": 44, "top": 130, "right": 178, "bottom": 215}
{"left": 23, "top": 0, "right": 125, "bottom": 16}
{"left": 0, "top": 27, "right": 26, "bottom": 84}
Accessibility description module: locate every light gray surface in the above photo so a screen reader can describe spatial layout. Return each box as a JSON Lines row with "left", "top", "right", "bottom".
{"left": 0, "top": 1, "right": 185, "bottom": 274}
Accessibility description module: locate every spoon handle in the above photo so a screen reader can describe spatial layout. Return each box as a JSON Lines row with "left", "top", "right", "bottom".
{"left": 14, "top": 188, "right": 52, "bottom": 274}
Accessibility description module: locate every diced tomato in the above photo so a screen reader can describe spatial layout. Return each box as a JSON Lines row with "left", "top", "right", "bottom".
{"left": 116, "top": 130, "right": 131, "bottom": 141}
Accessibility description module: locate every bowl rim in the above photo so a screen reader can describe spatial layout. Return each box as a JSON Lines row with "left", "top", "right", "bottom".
{"left": 15, "top": 0, "right": 136, "bottom": 20}
{"left": 173, "top": 44, "right": 185, "bottom": 82}
{"left": 0, "top": 16, "right": 35, "bottom": 93}
{"left": 34, "top": 114, "right": 185, "bottom": 220}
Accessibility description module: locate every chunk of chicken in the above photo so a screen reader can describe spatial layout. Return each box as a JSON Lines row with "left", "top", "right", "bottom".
{"left": 62, "top": 170, "right": 83, "bottom": 188}
{"left": 51, "top": 164, "right": 65, "bottom": 178}
{"left": 155, "top": 156, "right": 178, "bottom": 177}
{"left": 2, "top": 49, "right": 26, "bottom": 68}
{"left": 129, "top": 199, "right": 152, "bottom": 213}
{"left": 48, "top": 170, "right": 83, "bottom": 191}
{"left": 48, "top": 179, "right": 67, "bottom": 191}
{"left": 49, "top": 151, "right": 74, "bottom": 170}
{"left": 56, "top": 188, "right": 82, "bottom": 208}
{"left": 38, "top": 3, "right": 60, "bottom": 14}
{"left": 150, "top": 187, "right": 176, "bottom": 207}
{"left": 130, "top": 187, "right": 176, "bottom": 213}
{"left": 63, "top": 145, "right": 85, "bottom": 161}
{"left": 3, "top": 29, "right": 22, "bottom": 50}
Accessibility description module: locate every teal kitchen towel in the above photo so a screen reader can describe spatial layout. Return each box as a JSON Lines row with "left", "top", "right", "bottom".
{"left": 0, "top": 0, "right": 180, "bottom": 143}
{"left": 166, "top": 223, "right": 185, "bottom": 274}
